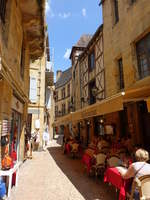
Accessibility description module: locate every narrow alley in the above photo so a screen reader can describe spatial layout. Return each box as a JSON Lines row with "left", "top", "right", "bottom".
{"left": 9, "top": 140, "right": 116, "bottom": 200}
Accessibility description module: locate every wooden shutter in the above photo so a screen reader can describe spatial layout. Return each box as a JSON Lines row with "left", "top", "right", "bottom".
{"left": 29, "top": 77, "right": 37, "bottom": 103}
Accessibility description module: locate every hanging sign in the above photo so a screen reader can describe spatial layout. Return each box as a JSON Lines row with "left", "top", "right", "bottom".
{"left": 12, "top": 96, "right": 23, "bottom": 113}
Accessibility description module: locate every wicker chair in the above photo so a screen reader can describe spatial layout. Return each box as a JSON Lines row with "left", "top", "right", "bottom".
{"left": 107, "top": 155, "right": 121, "bottom": 167}
{"left": 101, "top": 146, "right": 110, "bottom": 154}
{"left": 127, "top": 175, "right": 150, "bottom": 200}
{"left": 70, "top": 143, "right": 79, "bottom": 158}
{"left": 91, "top": 153, "right": 107, "bottom": 177}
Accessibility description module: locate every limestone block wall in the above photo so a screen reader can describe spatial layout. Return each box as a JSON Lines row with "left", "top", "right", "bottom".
{"left": 102, "top": 0, "right": 150, "bottom": 97}
{"left": 0, "top": 0, "right": 30, "bottom": 98}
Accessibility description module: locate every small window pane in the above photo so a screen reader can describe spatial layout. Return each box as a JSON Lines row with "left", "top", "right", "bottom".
{"left": 136, "top": 33, "right": 150, "bottom": 79}
{"left": 0, "top": 0, "right": 7, "bottom": 23}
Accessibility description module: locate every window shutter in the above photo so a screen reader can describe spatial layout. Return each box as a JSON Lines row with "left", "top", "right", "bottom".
{"left": 29, "top": 77, "right": 37, "bottom": 103}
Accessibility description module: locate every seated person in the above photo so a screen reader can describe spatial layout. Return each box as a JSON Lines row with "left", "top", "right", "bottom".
{"left": 118, "top": 148, "right": 150, "bottom": 200}
{"left": 85, "top": 148, "right": 95, "bottom": 157}
{"left": 88, "top": 136, "right": 98, "bottom": 149}
{"left": 97, "top": 135, "right": 109, "bottom": 151}
{"left": 124, "top": 135, "right": 134, "bottom": 153}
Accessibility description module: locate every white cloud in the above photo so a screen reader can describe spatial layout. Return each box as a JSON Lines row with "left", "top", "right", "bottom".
{"left": 59, "top": 12, "right": 71, "bottom": 19}
{"left": 46, "top": 0, "right": 55, "bottom": 18}
{"left": 46, "top": 1, "right": 50, "bottom": 13}
{"left": 82, "top": 8, "right": 86, "bottom": 17}
{"left": 64, "top": 49, "right": 71, "bottom": 60}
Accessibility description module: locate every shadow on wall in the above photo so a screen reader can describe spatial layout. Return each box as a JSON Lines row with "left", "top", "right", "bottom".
{"left": 47, "top": 146, "right": 116, "bottom": 200}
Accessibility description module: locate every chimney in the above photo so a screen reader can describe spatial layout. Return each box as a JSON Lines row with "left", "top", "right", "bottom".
{"left": 56, "top": 70, "right": 62, "bottom": 81}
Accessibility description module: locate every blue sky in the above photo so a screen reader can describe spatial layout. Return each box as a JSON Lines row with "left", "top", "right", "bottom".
{"left": 46, "top": 0, "right": 103, "bottom": 79}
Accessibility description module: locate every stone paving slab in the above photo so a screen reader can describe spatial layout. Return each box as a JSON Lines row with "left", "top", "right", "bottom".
{"left": 9, "top": 140, "right": 116, "bottom": 200}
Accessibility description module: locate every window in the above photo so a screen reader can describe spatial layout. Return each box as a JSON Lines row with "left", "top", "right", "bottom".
{"left": 67, "top": 84, "right": 70, "bottom": 96}
{"left": 61, "top": 88, "right": 65, "bottom": 99}
{"left": 88, "top": 51, "right": 95, "bottom": 71}
{"left": 114, "top": 0, "right": 119, "bottom": 24}
{"left": 89, "top": 80, "right": 96, "bottom": 105}
{"left": 73, "top": 70, "right": 75, "bottom": 79}
{"left": 118, "top": 58, "right": 124, "bottom": 89}
{"left": 29, "top": 77, "right": 37, "bottom": 103}
{"left": 0, "top": 0, "right": 7, "bottom": 23}
{"left": 68, "top": 101, "right": 70, "bottom": 113}
{"left": 20, "top": 44, "right": 25, "bottom": 79}
{"left": 136, "top": 33, "right": 150, "bottom": 79}
{"left": 54, "top": 91, "right": 58, "bottom": 102}
{"left": 130, "top": 0, "right": 136, "bottom": 4}
{"left": 55, "top": 106, "right": 58, "bottom": 117}
{"left": 62, "top": 104, "right": 66, "bottom": 115}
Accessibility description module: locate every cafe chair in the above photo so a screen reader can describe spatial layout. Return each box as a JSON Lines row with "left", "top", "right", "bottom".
{"left": 70, "top": 143, "right": 79, "bottom": 158}
{"left": 91, "top": 153, "right": 106, "bottom": 177}
{"left": 126, "top": 175, "right": 150, "bottom": 200}
{"left": 107, "top": 155, "right": 121, "bottom": 167}
{"left": 101, "top": 147, "right": 110, "bottom": 154}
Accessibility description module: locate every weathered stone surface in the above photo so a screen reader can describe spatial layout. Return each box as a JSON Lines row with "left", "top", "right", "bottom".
{"left": 9, "top": 140, "right": 116, "bottom": 200}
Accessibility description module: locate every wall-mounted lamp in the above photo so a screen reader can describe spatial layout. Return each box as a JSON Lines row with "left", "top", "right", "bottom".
{"left": 100, "top": 119, "right": 104, "bottom": 124}
{"left": 80, "top": 121, "right": 84, "bottom": 129}
{"left": 87, "top": 121, "right": 91, "bottom": 125}
{"left": 121, "top": 91, "right": 125, "bottom": 96}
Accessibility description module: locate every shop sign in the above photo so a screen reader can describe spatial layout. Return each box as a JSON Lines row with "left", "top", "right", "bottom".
{"left": 81, "top": 109, "right": 97, "bottom": 119}
{"left": 12, "top": 96, "right": 23, "bottom": 113}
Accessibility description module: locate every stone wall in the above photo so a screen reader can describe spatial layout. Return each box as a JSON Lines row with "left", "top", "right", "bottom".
{"left": 102, "top": 0, "right": 150, "bottom": 97}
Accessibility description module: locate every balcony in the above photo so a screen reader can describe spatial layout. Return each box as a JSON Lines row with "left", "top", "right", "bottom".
{"left": 45, "top": 62, "right": 54, "bottom": 86}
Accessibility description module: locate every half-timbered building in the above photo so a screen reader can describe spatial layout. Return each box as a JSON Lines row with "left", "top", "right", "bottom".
{"left": 80, "top": 25, "right": 104, "bottom": 108}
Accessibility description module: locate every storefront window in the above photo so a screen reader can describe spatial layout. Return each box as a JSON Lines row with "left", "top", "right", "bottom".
{"left": 10, "top": 110, "right": 22, "bottom": 162}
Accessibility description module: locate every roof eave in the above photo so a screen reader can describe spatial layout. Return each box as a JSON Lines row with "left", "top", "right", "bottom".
{"left": 20, "top": 0, "right": 45, "bottom": 60}
{"left": 99, "top": 0, "right": 105, "bottom": 6}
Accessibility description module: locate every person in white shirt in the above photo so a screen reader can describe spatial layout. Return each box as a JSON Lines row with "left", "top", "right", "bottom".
{"left": 32, "top": 128, "right": 40, "bottom": 151}
{"left": 119, "top": 149, "right": 150, "bottom": 200}
{"left": 42, "top": 128, "right": 50, "bottom": 151}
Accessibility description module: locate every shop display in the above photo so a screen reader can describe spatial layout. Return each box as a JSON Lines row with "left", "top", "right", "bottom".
{"left": 1, "top": 136, "right": 9, "bottom": 147}
{"left": 0, "top": 177, "right": 6, "bottom": 199}
{"left": 1, "top": 120, "right": 10, "bottom": 136}
{"left": 1, "top": 153, "right": 13, "bottom": 170}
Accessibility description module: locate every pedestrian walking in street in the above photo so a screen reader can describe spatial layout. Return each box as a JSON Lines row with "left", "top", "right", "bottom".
{"left": 32, "top": 128, "right": 40, "bottom": 151}
{"left": 42, "top": 128, "right": 49, "bottom": 151}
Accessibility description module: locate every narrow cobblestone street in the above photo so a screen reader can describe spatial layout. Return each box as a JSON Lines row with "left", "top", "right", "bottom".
{"left": 9, "top": 140, "right": 116, "bottom": 200}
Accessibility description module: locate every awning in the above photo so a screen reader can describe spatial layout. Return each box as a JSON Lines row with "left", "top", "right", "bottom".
{"left": 124, "top": 77, "right": 150, "bottom": 101}
{"left": 72, "top": 93, "right": 123, "bottom": 121}
{"left": 146, "top": 97, "right": 150, "bottom": 113}
{"left": 54, "top": 113, "right": 72, "bottom": 126}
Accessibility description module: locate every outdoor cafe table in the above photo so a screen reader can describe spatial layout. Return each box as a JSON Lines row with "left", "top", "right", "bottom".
{"left": 82, "top": 150, "right": 96, "bottom": 173}
{"left": 82, "top": 153, "right": 92, "bottom": 173}
{"left": 104, "top": 167, "right": 130, "bottom": 200}
{"left": 0, "top": 161, "right": 22, "bottom": 198}
{"left": 65, "top": 143, "right": 71, "bottom": 154}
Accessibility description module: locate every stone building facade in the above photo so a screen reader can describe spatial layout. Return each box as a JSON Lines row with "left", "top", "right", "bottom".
{"left": 54, "top": 67, "right": 72, "bottom": 122}
{"left": 54, "top": 0, "right": 150, "bottom": 150}
{"left": 28, "top": 34, "right": 54, "bottom": 142}
{"left": 70, "top": 34, "right": 92, "bottom": 111}
{"left": 101, "top": 0, "right": 150, "bottom": 147}
{"left": 0, "top": 0, "right": 45, "bottom": 164}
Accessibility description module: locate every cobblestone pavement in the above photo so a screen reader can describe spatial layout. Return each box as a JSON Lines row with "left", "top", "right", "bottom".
{"left": 9, "top": 140, "right": 116, "bottom": 200}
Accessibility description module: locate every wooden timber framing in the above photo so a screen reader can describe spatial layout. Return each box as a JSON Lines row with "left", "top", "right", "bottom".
{"left": 79, "top": 25, "right": 105, "bottom": 108}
